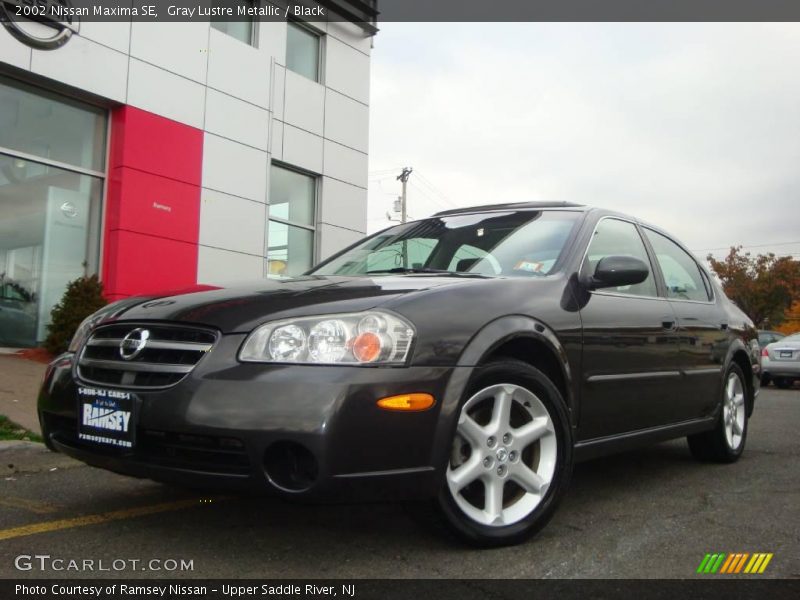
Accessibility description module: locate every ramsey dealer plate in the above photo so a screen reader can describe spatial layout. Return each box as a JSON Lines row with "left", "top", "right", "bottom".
{"left": 77, "top": 386, "right": 137, "bottom": 449}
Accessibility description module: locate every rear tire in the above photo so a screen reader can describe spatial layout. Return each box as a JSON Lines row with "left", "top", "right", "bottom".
{"left": 774, "top": 378, "right": 792, "bottom": 389}
{"left": 436, "top": 360, "right": 573, "bottom": 547}
{"left": 688, "top": 363, "right": 748, "bottom": 463}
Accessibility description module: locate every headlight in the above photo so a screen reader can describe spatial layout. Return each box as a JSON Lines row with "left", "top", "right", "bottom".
{"left": 67, "top": 314, "right": 99, "bottom": 353}
{"left": 239, "top": 311, "right": 415, "bottom": 365}
{"left": 66, "top": 300, "right": 129, "bottom": 353}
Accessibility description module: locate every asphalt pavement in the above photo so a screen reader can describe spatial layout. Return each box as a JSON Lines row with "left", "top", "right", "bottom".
{"left": 0, "top": 388, "right": 797, "bottom": 579}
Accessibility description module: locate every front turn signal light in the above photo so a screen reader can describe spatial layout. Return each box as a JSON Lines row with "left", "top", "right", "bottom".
{"left": 377, "top": 393, "right": 435, "bottom": 412}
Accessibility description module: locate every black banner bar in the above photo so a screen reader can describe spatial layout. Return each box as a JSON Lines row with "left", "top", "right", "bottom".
{"left": 3, "top": 579, "right": 800, "bottom": 600}
{"left": 3, "top": 0, "right": 800, "bottom": 24}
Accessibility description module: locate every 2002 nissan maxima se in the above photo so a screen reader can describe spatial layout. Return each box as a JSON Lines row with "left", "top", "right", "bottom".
{"left": 39, "top": 202, "right": 760, "bottom": 546}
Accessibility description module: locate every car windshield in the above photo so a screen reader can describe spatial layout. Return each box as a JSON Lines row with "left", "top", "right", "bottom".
{"left": 759, "top": 331, "right": 784, "bottom": 345}
{"left": 309, "top": 210, "right": 581, "bottom": 277}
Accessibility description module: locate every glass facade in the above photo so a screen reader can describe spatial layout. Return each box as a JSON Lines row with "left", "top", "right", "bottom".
{"left": 0, "top": 78, "right": 107, "bottom": 171}
{"left": 211, "top": 0, "right": 256, "bottom": 45}
{"left": 267, "top": 165, "right": 316, "bottom": 278}
{"left": 286, "top": 21, "right": 321, "bottom": 81}
{"left": 0, "top": 77, "right": 106, "bottom": 347}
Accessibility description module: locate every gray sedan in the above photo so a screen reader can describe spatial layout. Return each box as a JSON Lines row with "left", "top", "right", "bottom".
{"left": 762, "top": 333, "right": 800, "bottom": 389}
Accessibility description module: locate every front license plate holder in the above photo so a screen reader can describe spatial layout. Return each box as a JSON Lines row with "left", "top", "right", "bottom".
{"left": 77, "top": 386, "right": 137, "bottom": 449}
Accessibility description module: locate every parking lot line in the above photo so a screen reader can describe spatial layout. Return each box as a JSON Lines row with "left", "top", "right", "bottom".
{"left": 0, "top": 496, "right": 60, "bottom": 515}
{"left": 0, "top": 497, "right": 221, "bottom": 542}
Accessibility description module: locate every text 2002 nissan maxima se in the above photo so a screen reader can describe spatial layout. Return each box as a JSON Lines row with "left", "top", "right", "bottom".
{"left": 39, "top": 203, "right": 760, "bottom": 546}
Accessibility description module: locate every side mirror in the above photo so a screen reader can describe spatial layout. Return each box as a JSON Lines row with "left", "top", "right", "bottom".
{"left": 583, "top": 255, "right": 649, "bottom": 290}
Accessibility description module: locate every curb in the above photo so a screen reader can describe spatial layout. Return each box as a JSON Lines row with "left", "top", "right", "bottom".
{"left": 1, "top": 440, "right": 84, "bottom": 476}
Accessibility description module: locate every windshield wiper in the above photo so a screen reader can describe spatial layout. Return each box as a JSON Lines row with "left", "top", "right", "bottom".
{"left": 365, "top": 267, "right": 492, "bottom": 278}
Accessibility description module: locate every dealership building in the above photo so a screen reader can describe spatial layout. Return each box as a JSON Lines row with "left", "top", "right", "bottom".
{"left": 0, "top": 1, "right": 376, "bottom": 347}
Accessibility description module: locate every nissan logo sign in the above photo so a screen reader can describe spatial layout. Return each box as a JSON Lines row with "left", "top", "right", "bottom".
{"left": 119, "top": 328, "right": 150, "bottom": 361}
{"left": 0, "top": 0, "right": 80, "bottom": 50}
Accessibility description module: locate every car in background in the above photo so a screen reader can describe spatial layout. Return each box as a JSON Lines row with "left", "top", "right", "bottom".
{"left": 758, "top": 330, "right": 785, "bottom": 348}
{"left": 761, "top": 333, "right": 800, "bottom": 389}
{"left": 0, "top": 297, "right": 37, "bottom": 347}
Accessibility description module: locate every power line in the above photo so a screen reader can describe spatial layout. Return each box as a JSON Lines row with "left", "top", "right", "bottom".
{"left": 368, "top": 167, "right": 403, "bottom": 176}
{"left": 408, "top": 180, "right": 452, "bottom": 213}
{"left": 695, "top": 240, "right": 800, "bottom": 253}
{"left": 414, "top": 171, "right": 458, "bottom": 209}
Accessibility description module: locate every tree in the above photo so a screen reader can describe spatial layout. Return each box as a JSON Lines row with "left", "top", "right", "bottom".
{"left": 708, "top": 247, "right": 800, "bottom": 329}
{"left": 776, "top": 300, "right": 800, "bottom": 335}
{"left": 44, "top": 275, "right": 107, "bottom": 355}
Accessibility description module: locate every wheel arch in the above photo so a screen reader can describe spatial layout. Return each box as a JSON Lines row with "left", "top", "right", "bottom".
{"left": 432, "top": 315, "right": 576, "bottom": 473}
{"left": 457, "top": 315, "right": 574, "bottom": 410}
{"left": 725, "top": 339, "right": 757, "bottom": 418}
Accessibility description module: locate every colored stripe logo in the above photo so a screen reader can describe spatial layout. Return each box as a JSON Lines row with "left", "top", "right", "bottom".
{"left": 697, "top": 552, "right": 773, "bottom": 574}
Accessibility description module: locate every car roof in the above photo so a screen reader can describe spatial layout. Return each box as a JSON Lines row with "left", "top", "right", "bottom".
{"left": 428, "top": 203, "right": 703, "bottom": 260}
{"left": 432, "top": 201, "right": 587, "bottom": 217}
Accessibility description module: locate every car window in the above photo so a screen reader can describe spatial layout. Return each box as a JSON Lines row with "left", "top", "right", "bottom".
{"left": 365, "top": 237, "right": 438, "bottom": 272}
{"left": 644, "top": 229, "right": 711, "bottom": 302}
{"left": 312, "top": 211, "right": 581, "bottom": 277}
{"left": 447, "top": 244, "right": 501, "bottom": 275}
{"left": 583, "top": 218, "right": 658, "bottom": 297}
{"left": 759, "top": 332, "right": 785, "bottom": 345}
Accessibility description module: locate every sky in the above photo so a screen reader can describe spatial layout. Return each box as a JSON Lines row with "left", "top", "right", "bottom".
{"left": 365, "top": 23, "right": 800, "bottom": 261}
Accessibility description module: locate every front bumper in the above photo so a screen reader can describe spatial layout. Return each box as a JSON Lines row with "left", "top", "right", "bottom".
{"left": 38, "top": 334, "right": 462, "bottom": 501}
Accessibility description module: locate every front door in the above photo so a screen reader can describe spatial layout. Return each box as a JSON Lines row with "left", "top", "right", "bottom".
{"left": 577, "top": 217, "right": 681, "bottom": 440}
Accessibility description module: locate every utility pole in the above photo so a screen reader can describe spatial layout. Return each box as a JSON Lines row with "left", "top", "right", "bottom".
{"left": 396, "top": 167, "right": 413, "bottom": 223}
{"left": 396, "top": 167, "right": 413, "bottom": 267}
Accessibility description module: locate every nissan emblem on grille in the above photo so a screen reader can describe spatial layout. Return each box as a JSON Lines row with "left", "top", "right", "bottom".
{"left": 119, "top": 328, "right": 150, "bottom": 360}
{"left": 78, "top": 324, "right": 215, "bottom": 389}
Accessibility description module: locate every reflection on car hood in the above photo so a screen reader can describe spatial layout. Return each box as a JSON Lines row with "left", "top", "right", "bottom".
{"left": 106, "top": 275, "right": 473, "bottom": 333}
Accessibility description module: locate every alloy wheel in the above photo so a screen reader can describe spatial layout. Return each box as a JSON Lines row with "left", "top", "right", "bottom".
{"left": 723, "top": 372, "right": 746, "bottom": 450}
{"left": 447, "top": 383, "right": 557, "bottom": 527}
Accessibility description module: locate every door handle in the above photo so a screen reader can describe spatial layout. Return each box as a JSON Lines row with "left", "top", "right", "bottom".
{"left": 720, "top": 323, "right": 729, "bottom": 330}
{"left": 662, "top": 319, "right": 677, "bottom": 331}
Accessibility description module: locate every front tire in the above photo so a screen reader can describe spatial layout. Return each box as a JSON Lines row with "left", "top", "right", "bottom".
{"left": 437, "top": 360, "right": 573, "bottom": 547}
{"left": 688, "top": 363, "right": 748, "bottom": 463}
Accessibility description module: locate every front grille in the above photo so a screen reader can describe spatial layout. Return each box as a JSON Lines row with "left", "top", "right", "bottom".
{"left": 77, "top": 323, "right": 217, "bottom": 389}
{"left": 138, "top": 429, "right": 250, "bottom": 474}
{"left": 43, "top": 414, "right": 251, "bottom": 475}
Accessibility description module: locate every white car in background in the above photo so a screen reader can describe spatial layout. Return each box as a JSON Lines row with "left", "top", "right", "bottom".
{"left": 762, "top": 333, "right": 800, "bottom": 389}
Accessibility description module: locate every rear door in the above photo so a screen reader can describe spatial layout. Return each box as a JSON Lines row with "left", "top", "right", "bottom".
{"left": 578, "top": 217, "right": 682, "bottom": 440}
{"left": 643, "top": 228, "right": 724, "bottom": 419}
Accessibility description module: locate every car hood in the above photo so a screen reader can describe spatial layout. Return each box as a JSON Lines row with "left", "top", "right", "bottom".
{"left": 105, "top": 275, "right": 474, "bottom": 333}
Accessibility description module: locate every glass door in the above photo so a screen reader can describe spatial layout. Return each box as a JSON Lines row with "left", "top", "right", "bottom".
{"left": 0, "top": 75, "right": 106, "bottom": 347}
{"left": 0, "top": 154, "right": 103, "bottom": 346}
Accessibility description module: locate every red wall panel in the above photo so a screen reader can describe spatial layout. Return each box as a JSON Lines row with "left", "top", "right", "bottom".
{"left": 103, "top": 231, "right": 198, "bottom": 300}
{"left": 106, "top": 167, "right": 200, "bottom": 244}
{"left": 108, "top": 106, "right": 203, "bottom": 185}
{"left": 103, "top": 107, "right": 203, "bottom": 300}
